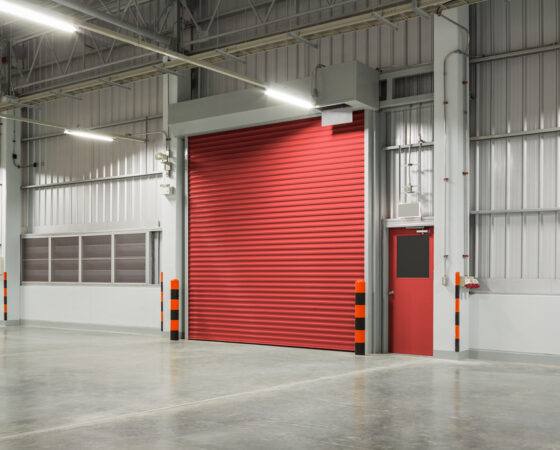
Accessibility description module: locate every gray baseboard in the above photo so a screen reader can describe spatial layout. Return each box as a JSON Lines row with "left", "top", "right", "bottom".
{"left": 0, "top": 320, "right": 22, "bottom": 327}
{"left": 433, "top": 350, "right": 470, "bottom": 361}
{"left": 469, "top": 349, "right": 560, "bottom": 366}
{"left": 435, "top": 348, "right": 560, "bottom": 366}
{"left": 20, "top": 320, "right": 163, "bottom": 336}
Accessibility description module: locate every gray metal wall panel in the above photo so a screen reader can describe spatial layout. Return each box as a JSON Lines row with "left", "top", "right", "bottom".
{"left": 22, "top": 7, "right": 435, "bottom": 233}
{"left": 22, "top": 77, "right": 163, "bottom": 234}
{"left": 472, "top": 0, "right": 560, "bottom": 281}
{"left": 386, "top": 104, "right": 434, "bottom": 219}
{"left": 200, "top": 17, "right": 434, "bottom": 96}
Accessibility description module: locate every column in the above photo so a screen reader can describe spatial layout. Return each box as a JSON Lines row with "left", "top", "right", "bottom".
{"left": 1, "top": 107, "right": 22, "bottom": 324}
{"left": 433, "top": 7, "right": 470, "bottom": 358}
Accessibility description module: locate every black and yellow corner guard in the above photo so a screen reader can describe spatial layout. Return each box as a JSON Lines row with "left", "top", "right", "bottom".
{"left": 170, "top": 278, "right": 179, "bottom": 341}
{"left": 355, "top": 279, "right": 365, "bottom": 355}
{"left": 455, "top": 272, "right": 461, "bottom": 352}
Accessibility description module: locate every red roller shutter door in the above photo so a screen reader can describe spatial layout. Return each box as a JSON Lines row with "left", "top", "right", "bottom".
{"left": 188, "top": 113, "right": 364, "bottom": 351}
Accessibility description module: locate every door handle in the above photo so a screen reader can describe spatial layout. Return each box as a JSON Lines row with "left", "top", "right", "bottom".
{"left": 388, "top": 290, "right": 394, "bottom": 296}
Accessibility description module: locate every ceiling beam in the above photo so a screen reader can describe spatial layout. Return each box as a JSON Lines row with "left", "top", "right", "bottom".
{"left": 49, "top": 0, "right": 170, "bottom": 45}
{"left": 1, "top": 0, "right": 484, "bottom": 112}
{"left": 77, "top": 20, "right": 267, "bottom": 89}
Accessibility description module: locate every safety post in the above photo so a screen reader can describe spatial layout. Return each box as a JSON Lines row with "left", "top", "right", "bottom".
{"left": 160, "top": 272, "right": 164, "bottom": 332}
{"left": 455, "top": 272, "right": 461, "bottom": 352}
{"left": 3, "top": 272, "right": 6, "bottom": 321}
{"left": 170, "top": 278, "right": 179, "bottom": 341}
{"left": 354, "top": 279, "right": 366, "bottom": 355}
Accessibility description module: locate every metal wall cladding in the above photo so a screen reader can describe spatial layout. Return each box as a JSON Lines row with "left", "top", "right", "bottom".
{"left": 471, "top": 0, "right": 560, "bottom": 280}
{"left": 22, "top": 76, "right": 163, "bottom": 234}
{"left": 386, "top": 104, "right": 434, "bottom": 218}
{"left": 199, "top": 16, "right": 434, "bottom": 96}
{"left": 188, "top": 114, "right": 364, "bottom": 351}
{"left": 20, "top": 9, "right": 434, "bottom": 236}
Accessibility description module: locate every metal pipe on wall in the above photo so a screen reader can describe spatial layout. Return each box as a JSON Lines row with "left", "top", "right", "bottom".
{"left": 418, "top": 141, "right": 423, "bottom": 207}
{"left": 440, "top": 7, "right": 470, "bottom": 283}
{"left": 398, "top": 145, "right": 402, "bottom": 204}
{"left": 384, "top": 141, "right": 434, "bottom": 151}
{"left": 470, "top": 43, "right": 560, "bottom": 64}
{"left": 441, "top": 49, "right": 464, "bottom": 284}
{"left": 21, "top": 172, "right": 162, "bottom": 190}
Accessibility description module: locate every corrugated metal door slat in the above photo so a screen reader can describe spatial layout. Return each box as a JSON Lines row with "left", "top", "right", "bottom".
{"left": 188, "top": 114, "right": 364, "bottom": 351}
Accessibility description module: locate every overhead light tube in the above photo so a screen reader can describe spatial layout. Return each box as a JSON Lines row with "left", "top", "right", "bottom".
{"left": 64, "top": 129, "right": 114, "bottom": 142}
{"left": 264, "top": 88, "right": 315, "bottom": 110}
{"left": 0, "top": 0, "right": 77, "bottom": 33}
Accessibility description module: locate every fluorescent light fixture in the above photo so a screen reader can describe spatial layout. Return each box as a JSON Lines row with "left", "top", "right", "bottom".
{"left": 64, "top": 129, "right": 114, "bottom": 142}
{"left": 0, "top": 0, "right": 77, "bottom": 33}
{"left": 265, "top": 87, "right": 315, "bottom": 109}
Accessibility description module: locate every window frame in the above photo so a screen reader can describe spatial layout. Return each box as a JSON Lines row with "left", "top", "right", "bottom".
{"left": 50, "top": 236, "right": 80, "bottom": 283}
{"left": 81, "top": 234, "right": 112, "bottom": 284}
{"left": 21, "top": 229, "right": 161, "bottom": 286}
{"left": 21, "top": 236, "right": 50, "bottom": 283}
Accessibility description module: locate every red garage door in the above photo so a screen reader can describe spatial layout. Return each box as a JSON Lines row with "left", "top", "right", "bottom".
{"left": 188, "top": 113, "right": 364, "bottom": 351}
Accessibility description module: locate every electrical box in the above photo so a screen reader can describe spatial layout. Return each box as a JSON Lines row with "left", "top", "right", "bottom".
{"left": 397, "top": 202, "right": 421, "bottom": 218}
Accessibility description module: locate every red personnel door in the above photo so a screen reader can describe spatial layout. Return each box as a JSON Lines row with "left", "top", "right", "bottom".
{"left": 389, "top": 227, "right": 433, "bottom": 356}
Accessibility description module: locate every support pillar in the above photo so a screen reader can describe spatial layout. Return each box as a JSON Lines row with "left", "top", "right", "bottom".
{"left": 161, "top": 69, "right": 188, "bottom": 337}
{"left": 365, "top": 109, "right": 385, "bottom": 354}
{"left": 0, "top": 107, "right": 22, "bottom": 325}
{"left": 433, "top": 7, "right": 470, "bottom": 358}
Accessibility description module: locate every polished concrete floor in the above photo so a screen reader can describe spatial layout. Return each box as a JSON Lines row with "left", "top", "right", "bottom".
{"left": 1, "top": 326, "right": 559, "bottom": 450}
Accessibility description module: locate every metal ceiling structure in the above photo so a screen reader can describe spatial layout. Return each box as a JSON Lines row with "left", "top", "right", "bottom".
{"left": 0, "top": 0, "right": 483, "bottom": 114}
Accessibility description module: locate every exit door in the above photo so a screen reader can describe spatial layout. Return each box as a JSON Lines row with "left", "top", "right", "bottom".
{"left": 389, "top": 227, "right": 433, "bottom": 356}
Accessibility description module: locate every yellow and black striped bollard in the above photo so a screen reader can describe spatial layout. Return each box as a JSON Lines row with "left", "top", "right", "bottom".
{"left": 170, "top": 278, "right": 179, "bottom": 341}
{"left": 160, "top": 272, "right": 164, "bottom": 332}
{"left": 355, "top": 279, "right": 365, "bottom": 355}
{"left": 455, "top": 272, "right": 461, "bottom": 352}
{"left": 3, "top": 272, "right": 6, "bottom": 321}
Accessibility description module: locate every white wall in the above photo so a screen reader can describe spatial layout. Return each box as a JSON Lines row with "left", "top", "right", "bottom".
{"left": 470, "top": 294, "right": 560, "bottom": 356}
{"left": 21, "top": 285, "right": 160, "bottom": 330}
{"left": 17, "top": 77, "right": 166, "bottom": 330}
{"left": 466, "top": 0, "right": 560, "bottom": 358}
{"left": 22, "top": 76, "right": 163, "bottom": 235}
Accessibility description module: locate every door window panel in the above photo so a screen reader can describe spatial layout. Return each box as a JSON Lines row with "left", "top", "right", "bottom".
{"left": 396, "top": 235, "right": 429, "bottom": 278}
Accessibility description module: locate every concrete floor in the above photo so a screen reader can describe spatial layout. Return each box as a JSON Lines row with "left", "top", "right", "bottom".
{"left": 1, "top": 327, "right": 559, "bottom": 450}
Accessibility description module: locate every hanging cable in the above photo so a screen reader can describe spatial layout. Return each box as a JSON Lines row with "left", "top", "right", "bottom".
{"left": 2, "top": 116, "right": 37, "bottom": 169}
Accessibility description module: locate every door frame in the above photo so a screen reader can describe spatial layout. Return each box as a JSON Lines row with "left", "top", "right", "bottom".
{"left": 387, "top": 225, "right": 434, "bottom": 356}
{"left": 382, "top": 220, "right": 434, "bottom": 353}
